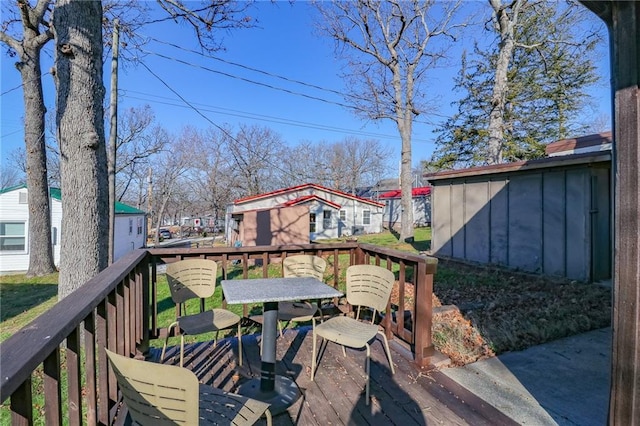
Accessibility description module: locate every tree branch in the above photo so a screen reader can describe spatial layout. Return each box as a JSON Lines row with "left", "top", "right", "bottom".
{"left": 0, "top": 31, "right": 21, "bottom": 54}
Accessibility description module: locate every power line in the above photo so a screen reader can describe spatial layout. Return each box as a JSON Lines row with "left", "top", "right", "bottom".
{"left": 140, "top": 48, "right": 369, "bottom": 114}
{"left": 1, "top": 129, "right": 23, "bottom": 139}
{"left": 148, "top": 37, "right": 347, "bottom": 98}
{"left": 146, "top": 36, "right": 450, "bottom": 124}
{"left": 120, "top": 89, "right": 417, "bottom": 142}
{"left": 138, "top": 61, "right": 319, "bottom": 182}
{"left": 1, "top": 71, "right": 52, "bottom": 96}
{"left": 139, "top": 46, "right": 444, "bottom": 126}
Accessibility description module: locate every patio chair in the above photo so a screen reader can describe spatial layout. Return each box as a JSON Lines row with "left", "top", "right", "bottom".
{"left": 105, "top": 349, "right": 272, "bottom": 426}
{"left": 161, "top": 259, "right": 242, "bottom": 367}
{"left": 310, "top": 264, "right": 396, "bottom": 405}
{"left": 277, "top": 255, "right": 328, "bottom": 335}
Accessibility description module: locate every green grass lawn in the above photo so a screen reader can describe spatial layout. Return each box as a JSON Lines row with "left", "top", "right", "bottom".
{"left": 0, "top": 272, "right": 59, "bottom": 342}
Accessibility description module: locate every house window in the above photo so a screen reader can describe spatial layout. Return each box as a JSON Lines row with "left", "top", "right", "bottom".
{"left": 362, "top": 210, "right": 371, "bottom": 225}
{"left": 309, "top": 213, "right": 316, "bottom": 233}
{"left": 339, "top": 210, "right": 346, "bottom": 221}
{"left": 18, "top": 192, "right": 28, "bottom": 204}
{"left": 323, "top": 211, "right": 331, "bottom": 229}
{"left": 52, "top": 227, "right": 58, "bottom": 246}
{"left": 0, "top": 222, "right": 26, "bottom": 252}
{"left": 137, "top": 218, "right": 143, "bottom": 235}
{"left": 129, "top": 218, "right": 133, "bottom": 235}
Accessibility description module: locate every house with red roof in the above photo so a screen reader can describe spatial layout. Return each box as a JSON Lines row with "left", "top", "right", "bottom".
{"left": 378, "top": 186, "right": 432, "bottom": 230}
{"left": 225, "top": 183, "right": 385, "bottom": 246}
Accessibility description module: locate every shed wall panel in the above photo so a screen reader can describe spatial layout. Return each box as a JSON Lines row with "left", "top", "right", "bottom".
{"left": 508, "top": 174, "right": 543, "bottom": 273}
{"left": 542, "top": 171, "right": 567, "bottom": 277}
{"left": 565, "top": 170, "right": 589, "bottom": 281}
{"left": 450, "top": 184, "right": 465, "bottom": 259}
{"left": 464, "top": 181, "right": 490, "bottom": 263}
{"left": 432, "top": 186, "right": 452, "bottom": 256}
{"left": 489, "top": 180, "right": 508, "bottom": 266}
{"left": 427, "top": 158, "right": 610, "bottom": 282}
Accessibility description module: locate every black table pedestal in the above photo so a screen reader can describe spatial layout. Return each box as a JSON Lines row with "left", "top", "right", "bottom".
{"left": 237, "top": 301, "right": 300, "bottom": 415}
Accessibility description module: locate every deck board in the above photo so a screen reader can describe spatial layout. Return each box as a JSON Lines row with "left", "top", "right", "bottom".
{"left": 150, "top": 327, "right": 518, "bottom": 425}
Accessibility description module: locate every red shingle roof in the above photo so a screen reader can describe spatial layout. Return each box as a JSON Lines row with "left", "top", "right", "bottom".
{"left": 233, "top": 183, "right": 384, "bottom": 207}
{"left": 282, "top": 195, "right": 341, "bottom": 209}
{"left": 378, "top": 186, "right": 431, "bottom": 199}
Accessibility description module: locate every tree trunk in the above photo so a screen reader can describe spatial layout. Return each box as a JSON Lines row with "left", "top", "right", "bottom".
{"left": 20, "top": 44, "right": 56, "bottom": 277}
{"left": 487, "top": 0, "right": 522, "bottom": 164}
{"left": 108, "top": 20, "right": 119, "bottom": 265}
{"left": 53, "top": 0, "right": 108, "bottom": 299}
{"left": 394, "top": 59, "right": 415, "bottom": 243}
{"left": 398, "top": 119, "right": 414, "bottom": 242}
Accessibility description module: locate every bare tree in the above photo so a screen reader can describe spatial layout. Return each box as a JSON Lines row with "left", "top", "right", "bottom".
{"left": 150, "top": 131, "right": 190, "bottom": 245}
{"left": 115, "top": 105, "right": 167, "bottom": 201}
{"left": 316, "top": 0, "right": 463, "bottom": 241}
{"left": 0, "top": 0, "right": 151, "bottom": 277}
{"left": 1, "top": 0, "right": 255, "bottom": 282}
{"left": 276, "top": 137, "right": 392, "bottom": 193}
{"left": 225, "top": 124, "right": 286, "bottom": 197}
{"left": 155, "top": 0, "right": 255, "bottom": 51}
{"left": 0, "top": 0, "right": 56, "bottom": 276}
{"left": 275, "top": 140, "right": 321, "bottom": 188}
{"left": 324, "top": 137, "right": 391, "bottom": 193}
{"left": 186, "top": 126, "right": 236, "bottom": 222}
{"left": 0, "top": 163, "right": 23, "bottom": 189}
{"left": 53, "top": 0, "right": 108, "bottom": 299}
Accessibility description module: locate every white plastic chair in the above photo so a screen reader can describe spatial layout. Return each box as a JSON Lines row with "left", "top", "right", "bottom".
{"left": 161, "top": 259, "right": 242, "bottom": 367}
{"left": 310, "top": 264, "right": 396, "bottom": 404}
{"left": 106, "top": 349, "right": 271, "bottom": 425}
{"left": 277, "top": 255, "right": 328, "bottom": 334}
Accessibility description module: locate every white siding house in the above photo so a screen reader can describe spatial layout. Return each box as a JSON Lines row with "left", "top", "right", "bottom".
{"left": 225, "top": 183, "right": 385, "bottom": 244}
{"left": 0, "top": 185, "right": 147, "bottom": 273}
{"left": 379, "top": 186, "right": 432, "bottom": 230}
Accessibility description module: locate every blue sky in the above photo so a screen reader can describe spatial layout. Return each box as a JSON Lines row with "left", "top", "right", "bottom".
{"left": 1, "top": 1, "right": 611, "bottom": 172}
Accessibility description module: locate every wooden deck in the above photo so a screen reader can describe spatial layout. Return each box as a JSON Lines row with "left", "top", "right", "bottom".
{"left": 148, "top": 326, "right": 517, "bottom": 426}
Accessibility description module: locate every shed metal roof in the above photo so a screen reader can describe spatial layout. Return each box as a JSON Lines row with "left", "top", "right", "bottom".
{"left": 425, "top": 151, "right": 611, "bottom": 183}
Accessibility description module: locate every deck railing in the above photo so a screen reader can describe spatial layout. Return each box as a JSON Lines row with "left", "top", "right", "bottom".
{"left": 0, "top": 243, "right": 436, "bottom": 425}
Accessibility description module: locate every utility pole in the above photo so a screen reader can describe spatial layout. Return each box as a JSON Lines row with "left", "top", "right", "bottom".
{"left": 107, "top": 19, "right": 119, "bottom": 264}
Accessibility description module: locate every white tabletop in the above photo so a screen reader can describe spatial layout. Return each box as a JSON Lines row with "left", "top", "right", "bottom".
{"left": 221, "top": 277, "right": 343, "bottom": 305}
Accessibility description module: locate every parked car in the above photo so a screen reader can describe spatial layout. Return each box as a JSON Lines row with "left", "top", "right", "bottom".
{"left": 158, "top": 229, "right": 171, "bottom": 240}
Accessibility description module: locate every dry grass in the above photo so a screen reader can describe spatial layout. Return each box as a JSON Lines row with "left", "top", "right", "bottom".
{"left": 431, "top": 259, "right": 611, "bottom": 365}
{"left": 388, "top": 257, "right": 611, "bottom": 366}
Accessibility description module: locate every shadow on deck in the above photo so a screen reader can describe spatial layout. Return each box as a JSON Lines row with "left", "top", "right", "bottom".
{"left": 148, "top": 327, "right": 517, "bottom": 426}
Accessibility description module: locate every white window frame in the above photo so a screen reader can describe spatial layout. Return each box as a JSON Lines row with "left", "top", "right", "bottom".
{"left": 362, "top": 210, "right": 371, "bottom": 225}
{"left": 129, "top": 218, "right": 133, "bottom": 235}
{"left": 322, "top": 210, "right": 331, "bottom": 229}
{"left": 0, "top": 221, "right": 27, "bottom": 252}
{"left": 339, "top": 210, "right": 346, "bottom": 221}
{"left": 137, "top": 217, "right": 143, "bottom": 235}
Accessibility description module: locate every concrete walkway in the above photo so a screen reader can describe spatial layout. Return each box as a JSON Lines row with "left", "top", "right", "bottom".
{"left": 441, "top": 327, "right": 611, "bottom": 425}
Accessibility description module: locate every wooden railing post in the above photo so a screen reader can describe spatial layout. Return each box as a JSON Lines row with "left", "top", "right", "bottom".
{"left": 354, "top": 244, "right": 365, "bottom": 265}
{"left": 138, "top": 255, "right": 150, "bottom": 356}
{"left": 414, "top": 257, "right": 437, "bottom": 367}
